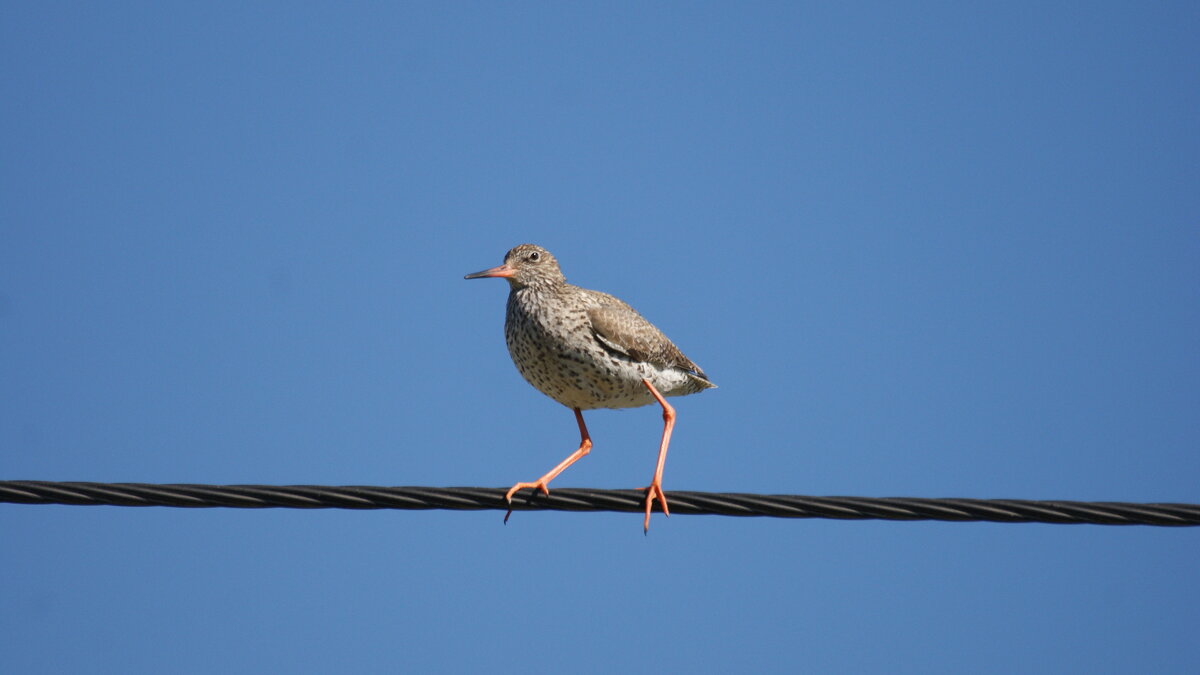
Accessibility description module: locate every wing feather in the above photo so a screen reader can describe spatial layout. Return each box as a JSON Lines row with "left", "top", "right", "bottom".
{"left": 585, "top": 293, "right": 709, "bottom": 379}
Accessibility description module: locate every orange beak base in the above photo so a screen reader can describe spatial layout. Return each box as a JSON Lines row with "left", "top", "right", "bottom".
{"left": 464, "top": 264, "right": 516, "bottom": 280}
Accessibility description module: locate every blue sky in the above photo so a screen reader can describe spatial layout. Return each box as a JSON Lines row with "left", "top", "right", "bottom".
{"left": 2, "top": 2, "right": 1198, "bottom": 673}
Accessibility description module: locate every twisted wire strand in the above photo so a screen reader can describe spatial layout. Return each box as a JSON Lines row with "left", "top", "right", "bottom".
{"left": 2, "top": 481, "right": 1198, "bottom": 526}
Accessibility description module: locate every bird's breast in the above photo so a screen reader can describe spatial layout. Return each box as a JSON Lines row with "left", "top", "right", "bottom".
{"left": 503, "top": 291, "right": 636, "bottom": 408}
{"left": 501, "top": 290, "right": 701, "bottom": 410}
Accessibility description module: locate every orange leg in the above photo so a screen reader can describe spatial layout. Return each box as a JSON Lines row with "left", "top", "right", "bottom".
{"left": 504, "top": 407, "right": 592, "bottom": 523}
{"left": 640, "top": 379, "right": 675, "bottom": 533}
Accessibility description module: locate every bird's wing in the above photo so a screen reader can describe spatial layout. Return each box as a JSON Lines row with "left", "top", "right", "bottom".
{"left": 585, "top": 293, "right": 709, "bottom": 379}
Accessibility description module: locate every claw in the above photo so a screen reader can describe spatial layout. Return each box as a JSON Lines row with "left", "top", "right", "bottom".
{"left": 503, "top": 481, "right": 551, "bottom": 524}
{"left": 505, "top": 480, "right": 551, "bottom": 503}
{"left": 642, "top": 481, "right": 670, "bottom": 533}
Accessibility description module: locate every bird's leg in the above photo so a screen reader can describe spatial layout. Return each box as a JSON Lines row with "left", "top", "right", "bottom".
{"left": 640, "top": 379, "right": 675, "bottom": 533}
{"left": 504, "top": 408, "right": 592, "bottom": 523}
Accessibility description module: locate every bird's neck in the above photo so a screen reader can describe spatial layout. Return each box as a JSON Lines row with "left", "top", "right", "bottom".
{"left": 509, "top": 280, "right": 567, "bottom": 296}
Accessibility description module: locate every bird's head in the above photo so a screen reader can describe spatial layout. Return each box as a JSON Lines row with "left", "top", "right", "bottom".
{"left": 464, "top": 244, "right": 565, "bottom": 289}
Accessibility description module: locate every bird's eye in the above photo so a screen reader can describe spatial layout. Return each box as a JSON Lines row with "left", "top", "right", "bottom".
{"left": 528, "top": 251, "right": 540, "bottom": 262}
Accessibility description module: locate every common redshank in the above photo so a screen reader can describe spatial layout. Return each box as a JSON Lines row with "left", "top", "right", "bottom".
{"left": 465, "top": 244, "right": 716, "bottom": 532}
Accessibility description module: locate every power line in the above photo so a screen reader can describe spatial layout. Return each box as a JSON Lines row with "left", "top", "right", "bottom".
{"left": 1, "top": 481, "right": 1197, "bottom": 526}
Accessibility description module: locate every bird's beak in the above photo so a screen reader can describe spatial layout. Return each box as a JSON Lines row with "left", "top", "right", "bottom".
{"left": 464, "top": 264, "right": 516, "bottom": 280}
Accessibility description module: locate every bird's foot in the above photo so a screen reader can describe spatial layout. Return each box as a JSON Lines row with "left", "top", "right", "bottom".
{"left": 503, "top": 480, "right": 551, "bottom": 524}
{"left": 640, "top": 481, "right": 670, "bottom": 534}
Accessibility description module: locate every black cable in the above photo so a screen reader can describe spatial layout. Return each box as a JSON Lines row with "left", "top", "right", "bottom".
{"left": 1, "top": 481, "right": 1197, "bottom": 526}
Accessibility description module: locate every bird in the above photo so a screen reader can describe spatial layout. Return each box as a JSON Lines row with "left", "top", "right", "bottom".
{"left": 465, "top": 243, "right": 716, "bottom": 532}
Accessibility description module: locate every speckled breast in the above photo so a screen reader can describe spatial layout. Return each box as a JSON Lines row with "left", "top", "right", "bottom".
{"left": 503, "top": 288, "right": 670, "bottom": 410}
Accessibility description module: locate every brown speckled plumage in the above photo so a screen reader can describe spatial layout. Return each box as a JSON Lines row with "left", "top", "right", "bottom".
{"left": 465, "top": 243, "right": 715, "bottom": 531}
{"left": 495, "top": 245, "right": 714, "bottom": 410}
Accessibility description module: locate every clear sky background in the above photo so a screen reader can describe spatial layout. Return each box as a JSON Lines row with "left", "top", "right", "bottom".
{"left": 2, "top": 3, "right": 1198, "bottom": 673}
